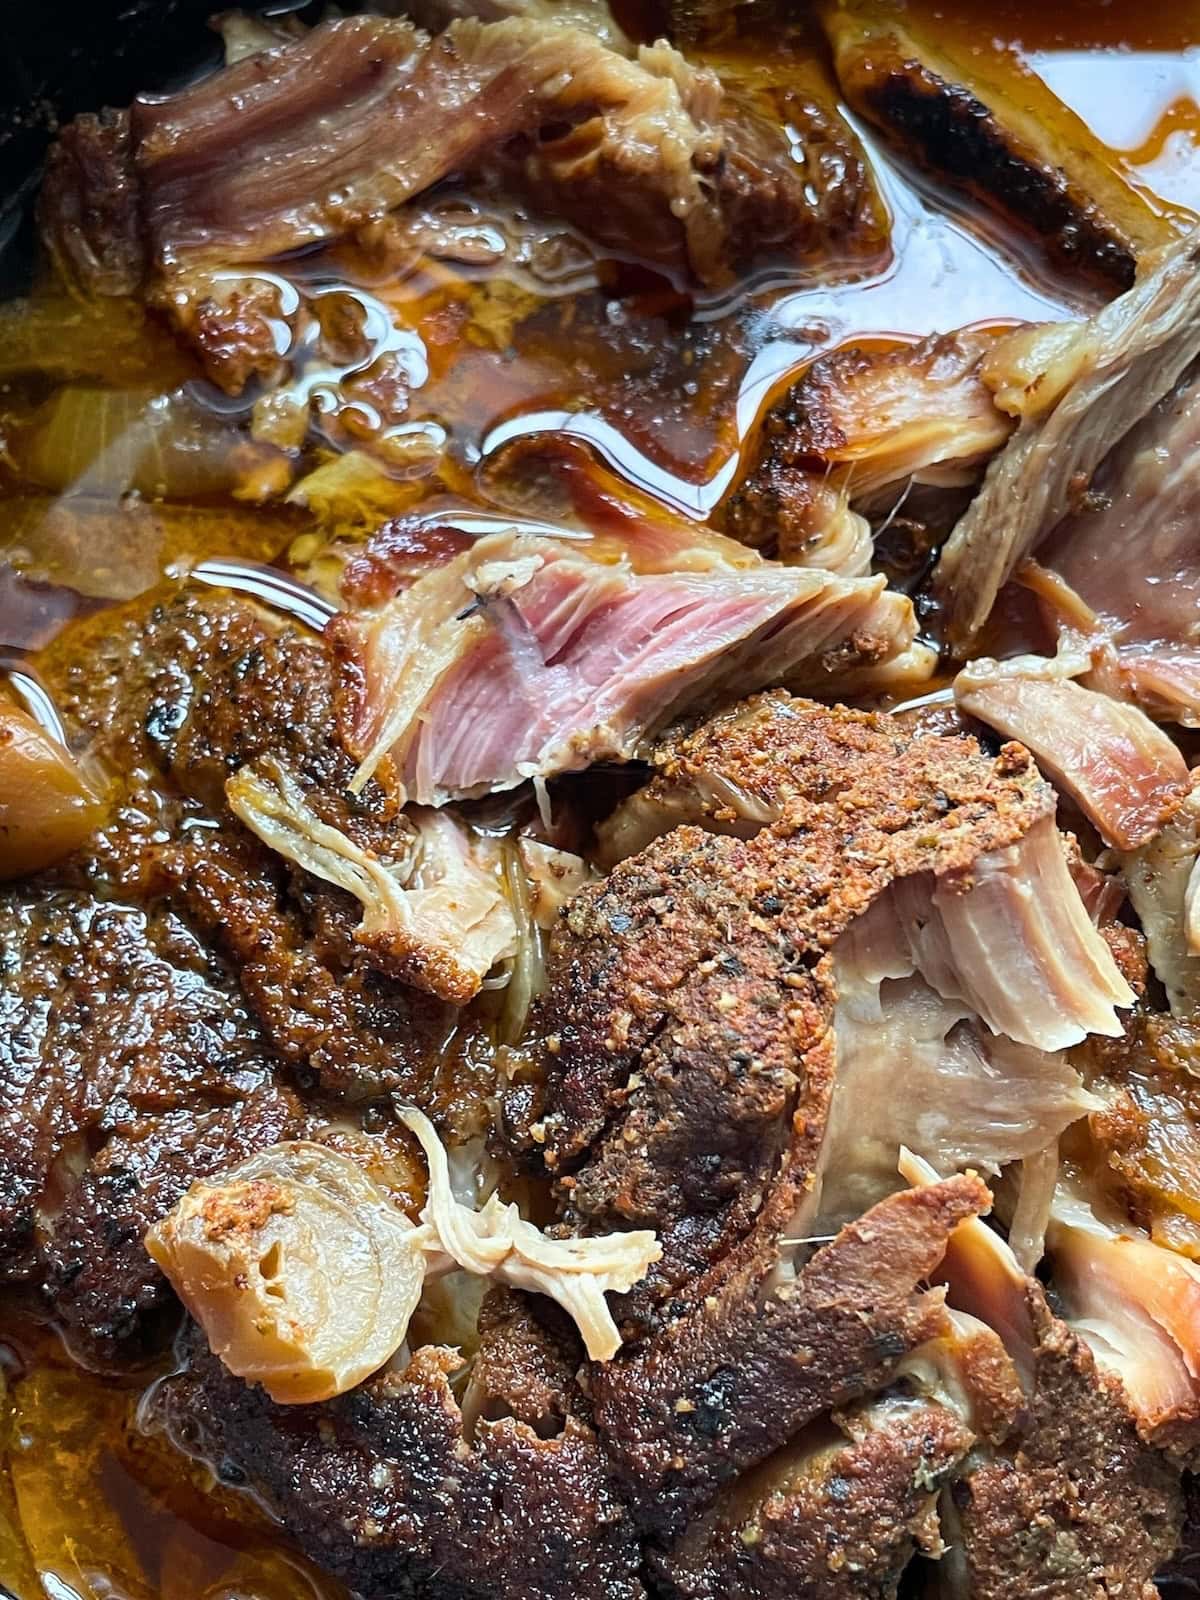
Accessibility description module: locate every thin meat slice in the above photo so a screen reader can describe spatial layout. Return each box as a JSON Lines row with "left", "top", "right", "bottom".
{"left": 822, "top": 3, "right": 1177, "bottom": 291}
{"left": 43, "top": 13, "right": 870, "bottom": 326}
{"left": 955, "top": 665, "right": 1190, "bottom": 849}
{"left": 333, "top": 531, "right": 928, "bottom": 804}
{"left": 904, "top": 1155, "right": 1185, "bottom": 1597}
{"left": 650, "top": 1394, "right": 973, "bottom": 1600}
{"left": 1049, "top": 1188, "right": 1200, "bottom": 1454}
{"left": 1039, "top": 362, "right": 1200, "bottom": 726}
{"left": 934, "top": 228, "right": 1200, "bottom": 652}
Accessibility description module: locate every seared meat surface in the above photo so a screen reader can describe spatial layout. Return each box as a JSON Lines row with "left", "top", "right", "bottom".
{"left": 157, "top": 1294, "right": 644, "bottom": 1600}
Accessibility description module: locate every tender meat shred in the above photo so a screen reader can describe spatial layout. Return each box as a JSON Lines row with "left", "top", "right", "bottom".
{"left": 955, "top": 663, "right": 1191, "bottom": 849}
{"left": 526, "top": 700, "right": 1128, "bottom": 1324}
{"left": 650, "top": 1395, "right": 973, "bottom": 1600}
{"left": 0, "top": 887, "right": 306, "bottom": 1369}
{"left": 1048, "top": 1189, "right": 1200, "bottom": 1456}
{"left": 720, "top": 330, "right": 1012, "bottom": 558}
{"left": 39, "top": 12, "right": 874, "bottom": 377}
{"left": 592, "top": 1174, "right": 990, "bottom": 1535}
{"left": 1039, "top": 363, "right": 1200, "bottom": 727}
{"left": 228, "top": 760, "right": 517, "bottom": 1003}
{"left": 1118, "top": 779, "right": 1200, "bottom": 1014}
{"left": 334, "top": 530, "right": 928, "bottom": 804}
{"left": 822, "top": 3, "right": 1177, "bottom": 290}
{"left": 934, "top": 228, "right": 1200, "bottom": 652}
{"left": 155, "top": 1299, "right": 645, "bottom": 1600}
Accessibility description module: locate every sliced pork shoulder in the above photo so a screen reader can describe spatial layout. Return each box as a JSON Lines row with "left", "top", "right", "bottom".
{"left": 333, "top": 530, "right": 930, "bottom": 804}
{"left": 955, "top": 660, "right": 1190, "bottom": 849}
{"left": 934, "top": 228, "right": 1200, "bottom": 652}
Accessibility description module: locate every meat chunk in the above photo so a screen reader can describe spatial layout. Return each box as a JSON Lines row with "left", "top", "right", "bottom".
{"left": 907, "top": 1158, "right": 1185, "bottom": 1595}
{"left": 822, "top": 3, "right": 1177, "bottom": 291}
{"left": 948, "top": 1287, "right": 1182, "bottom": 1598}
{"left": 955, "top": 662, "right": 1190, "bottom": 850}
{"left": 0, "top": 886, "right": 306, "bottom": 1368}
{"left": 720, "top": 331, "right": 1012, "bottom": 562}
{"left": 334, "top": 529, "right": 929, "bottom": 804}
{"left": 1118, "top": 780, "right": 1200, "bottom": 1014}
{"left": 40, "top": 11, "right": 874, "bottom": 373}
{"left": 1038, "top": 362, "right": 1200, "bottom": 727}
{"left": 36, "top": 110, "right": 143, "bottom": 297}
{"left": 651, "top": 1395, "right": 972, "bottom": 1600}
{"left": 934, "top": 229, "right": 1200, "bottom": 652}
{"left": 154, "top": 1298, "right": 644, "bottom": 1600}
{"left": 532, "top": 697, "right": 1128, "bottom": 1309}
{"left": 592, "top": 1174, "right": 990, "bottom": 1534}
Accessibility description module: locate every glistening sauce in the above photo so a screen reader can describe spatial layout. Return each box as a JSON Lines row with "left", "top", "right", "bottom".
{"left": 0, "top": 3, "right": 1195, "bottom": 1596}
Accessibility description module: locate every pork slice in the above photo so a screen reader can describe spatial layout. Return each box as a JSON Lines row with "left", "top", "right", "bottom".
{"left": 334, "top": 531, "right": 928, "bottom": 804}
{"left": 525, "top": 703, "right": 1127, "bottom": 1327}
{"left": 934, "top": 228, "right": 1200, "bottom": 652}
{"left": 0, "top": 885, "right": 306, "bottom": 1369}
{"left": 41, "top": 11, "right": 864, "bottom": 334}
{"left": 649, "top": 1394, "right": 973, "bottom": 1600}
{"left": 592, "top": 1174, "right": 990, "bottom": 1535}
{"left": 155, "top": 1295, "right": 644, "bottom": 1600}
{"left": 904, "top": 1157, "right": 1185, "bottom": 1597}
{"left": 720, "top": 329, "right": 1013, "bottom": 561}
{"left": 1036, "top": 361, "right": 1200, "bottom": 726}
{"left": 1048, "top": 1189, "right": 1200, "bottom": 1457}
{"left": 956, "top": 664, "right": 1191, "bottom": 849}
{"left": 822, "top": 5, "right": 1176, "bottom": 293}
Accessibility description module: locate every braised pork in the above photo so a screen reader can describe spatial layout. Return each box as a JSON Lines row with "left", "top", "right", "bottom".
{"left": 905, "top": 1159, "right": 1184, "bottom": 1597}
{"left": 650, "top": 1393, "right": 972, "bottom": 1599}
{"left": 525, "top": 697, "right": 1126, "bottom": 1347}
{"left": 334, "top": 529, "right": 930, "bottom": 804}
{"left": 822, "top": 1, "right": 1178, "bottom": 291}
{"left": 934, "top": 230, "right": 1200, "bottom": 652}
{"left": 1034, "top": 363, "right": 1200, "bottom": 727}
{"left": 955, "top": 662, "right": 1190, "bottom": 850}
{"left": 39, "top": 13, "right": 878, "bottom": 392}
{"left": 1118, "top": 782, "right": 1200, "bottom": 1014}
{"left": 155, "top": 1295, "right": 644, "bottom": 1600}
{"left": 721, "top": 330, "right": 1011, "bottom": 564}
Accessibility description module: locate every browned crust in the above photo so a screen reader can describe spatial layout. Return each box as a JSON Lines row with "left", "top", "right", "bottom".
{"left": 592, "top": 1174, "right": 991, "bottom": 1535}
{"left": 952, "top": 1286, "right": 1182, "bottom": 1598}
{"left": 651, "top": 1395, "right": 974, "bottom": 1599}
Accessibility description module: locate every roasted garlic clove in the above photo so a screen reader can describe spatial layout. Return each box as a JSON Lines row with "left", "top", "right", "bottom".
{"left": 146, "top": 1142, "right": 429, "bottom": 1404}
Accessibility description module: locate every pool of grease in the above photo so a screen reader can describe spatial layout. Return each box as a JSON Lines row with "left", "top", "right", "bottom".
{"left": 0, "top": 3, "right": 1199, "bottom": 1596}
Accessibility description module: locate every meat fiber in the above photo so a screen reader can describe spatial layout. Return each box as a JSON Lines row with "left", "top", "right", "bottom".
{"left": 40, "top": 11, "right": 873, "bottom": 350}
{"left": 1118, "top": 780, "right": 1200, "bottom": 1014}
{"left": 955, "top": 662, "right": 1190, "bottom": 849}
{"left": 524, "top": 697, "right": 1128, "bottom": 1330}
{"left": 1038, "top": 362, "right": 1200, "bottom": 727}
{"left": 904, "top": 1155, "right": 1185, "bottom": 1596}
{"left": 721, "top": 330, "right": 1011, "bottom": 563}
{"left": 650, "top": 1394, "right": 973, "bottom": 1600}
{"left": 334, "top": 529, "right": 930, "bottom": 804}
{"left": 934, "top": 229, "right": 1200, "bottom": 652}
{"left": 155, "top": 1295, "right": 645, "bottom": 1600}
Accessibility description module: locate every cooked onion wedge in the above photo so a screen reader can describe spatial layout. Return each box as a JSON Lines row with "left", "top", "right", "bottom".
{"left": 145, "top": 1142, "right": 430, "bottom": 1405}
